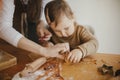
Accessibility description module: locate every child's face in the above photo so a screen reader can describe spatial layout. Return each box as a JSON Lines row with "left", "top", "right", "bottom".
{"left": 49, "top": 14, "right": 75, "bottom": 37}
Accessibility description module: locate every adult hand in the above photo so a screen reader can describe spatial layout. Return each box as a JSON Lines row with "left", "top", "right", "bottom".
{"left": 36, "top": 20, "right": 52, "bottom": 41}
{"left": 43, "top": 43, "right": 70, "bottom": 59}
{"left": 67, "top": 49, "right": 83, "bottom": 63}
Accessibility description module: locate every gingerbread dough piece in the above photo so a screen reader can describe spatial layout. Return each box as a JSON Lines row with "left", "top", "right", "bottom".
{"left": 36, "top": 58, "right": 64, "bottom": 80}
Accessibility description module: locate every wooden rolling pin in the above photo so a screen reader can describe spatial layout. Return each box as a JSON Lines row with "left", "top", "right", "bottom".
{"left": 19, "top": 57, "right": 47, "bottom": 77}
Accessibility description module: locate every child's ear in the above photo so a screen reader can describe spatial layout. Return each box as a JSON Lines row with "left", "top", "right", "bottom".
{"left": 45, "top": 8, "right": 51, "bottom": 24}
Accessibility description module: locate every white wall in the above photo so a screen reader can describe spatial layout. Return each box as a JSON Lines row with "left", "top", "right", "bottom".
{"left": 66, "top": 0, "right": 120, "bottom": 54}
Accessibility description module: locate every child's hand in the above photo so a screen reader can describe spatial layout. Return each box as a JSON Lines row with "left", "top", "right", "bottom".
{"left": 67, "top": 49, "right": 83, "bottom": 63}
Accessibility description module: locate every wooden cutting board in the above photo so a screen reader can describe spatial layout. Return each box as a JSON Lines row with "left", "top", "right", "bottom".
{"left": 0, "top": 50, "right": 17, "bottom": 71}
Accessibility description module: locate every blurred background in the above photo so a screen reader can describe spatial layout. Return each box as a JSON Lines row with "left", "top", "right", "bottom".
{"left": 66, "top": 0, "right": 120, "bottom": 54}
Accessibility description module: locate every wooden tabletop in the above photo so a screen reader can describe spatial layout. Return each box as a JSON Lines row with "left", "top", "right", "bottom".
{"left": 0, "top": 40, "right": 120, "bottom": 80}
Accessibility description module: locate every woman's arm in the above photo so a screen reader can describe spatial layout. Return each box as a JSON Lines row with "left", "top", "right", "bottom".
{"left": 18, "top": 37, "right": 69, "bottom": 58}
{"left": 0, "top": 0, "right": 23, "bottom": 46}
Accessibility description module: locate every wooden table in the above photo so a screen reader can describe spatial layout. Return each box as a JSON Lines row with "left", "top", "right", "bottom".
{"left": 0, "top": 40, "right": 120, "bottom": 80}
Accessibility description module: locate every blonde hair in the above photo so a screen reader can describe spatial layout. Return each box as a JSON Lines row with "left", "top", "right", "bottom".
{"left": 44, "top": 0, "right": 74, "bottom": 25}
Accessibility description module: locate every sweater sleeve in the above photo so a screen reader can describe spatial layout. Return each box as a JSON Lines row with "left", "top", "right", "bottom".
{"left": 0, "top": 0, "right": 23, "bottom": 47}
{"left": 77, "top": 27, "right": 99, "bottom": 57}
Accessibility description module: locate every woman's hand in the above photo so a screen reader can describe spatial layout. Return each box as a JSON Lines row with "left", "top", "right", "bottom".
{"left": 36, "top": 20, "right": 52, "bottom": 41}
{"left": 43, "top": 43, "right": 69, "bottom": 59}
{"left": 67, "top": 49, "right": 83, "bottom": 63}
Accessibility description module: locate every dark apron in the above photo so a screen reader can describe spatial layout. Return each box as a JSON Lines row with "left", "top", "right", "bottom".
{"left": 13, "top": 0, "right": 42, "bottom": 43}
